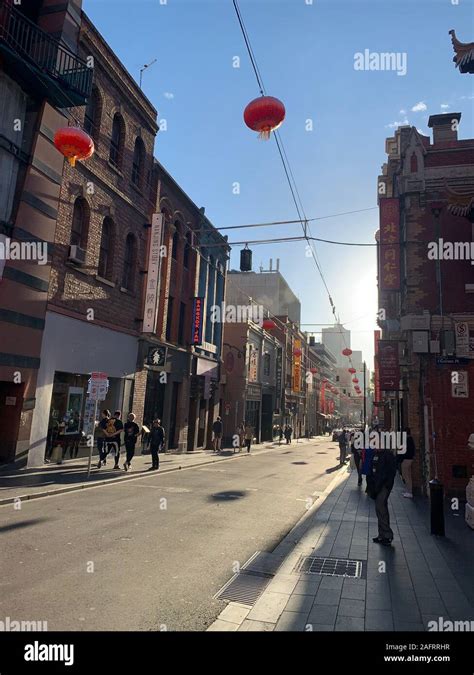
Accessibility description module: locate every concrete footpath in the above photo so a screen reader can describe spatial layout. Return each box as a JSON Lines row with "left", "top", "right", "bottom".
{"left": 0, "top": 438, "right": 314, "bottom": 506}
{"left": 208, "top": 468, "right": 474, "bottom": 632}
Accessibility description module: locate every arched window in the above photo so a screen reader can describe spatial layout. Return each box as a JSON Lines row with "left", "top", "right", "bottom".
{"left": 183, "top": 232, "right": 192, "bottom": 268}
{"left": 171, "top": 224, "right": 180, "bottom": 260}
{"left": 110, "top": 113, "right": 124, "bottom": 168}
{"left": 98, "top": 217, "right": 113, "bottom": 279}
{"left": 131, "top": 137, "right": 145, "bottom": 186}
{"left": 410, "top": 153, "right": 418, "bottom": 173}
{"left": 122, "top": 233, "right": 136, "bottom": 290}
{"left": 84, "top": 87, "right": 101, "bottom": 141}
{"left": 70, "top": 197, "right": 88, "bottom": 248}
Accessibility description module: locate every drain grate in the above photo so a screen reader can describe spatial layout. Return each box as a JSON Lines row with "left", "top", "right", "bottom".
{"left": 294, "top": 555, "right": 363, "bottom": 579}
{"left": 214, "top": 570, "right": 271, "bottom": 605}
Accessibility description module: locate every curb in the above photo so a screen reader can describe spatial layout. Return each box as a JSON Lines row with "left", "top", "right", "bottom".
{"left": 206, "top": 461, "right": 352, "bottom": 631}
{"left": 0, "top": 440, "right": 317, "bottom": 507}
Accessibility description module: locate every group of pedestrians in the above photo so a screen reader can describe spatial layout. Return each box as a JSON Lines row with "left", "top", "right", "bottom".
{"left": 96, "top": 410, "right": 165, "bottom": 472}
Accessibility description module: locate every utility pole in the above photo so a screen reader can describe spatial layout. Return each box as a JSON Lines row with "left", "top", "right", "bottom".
{"left": 139, "top": 58, "right": 157, "bottom": 89}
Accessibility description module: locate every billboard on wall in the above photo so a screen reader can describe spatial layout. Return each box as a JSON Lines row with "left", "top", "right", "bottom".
{"left": 143, "top": 213, "right": 164, "bottom": 333}
{"left": 192, "top": 297, "right": 204, "bottom": 345}
{"left": 379, "top": 198, "right": 400, "bottom": 291}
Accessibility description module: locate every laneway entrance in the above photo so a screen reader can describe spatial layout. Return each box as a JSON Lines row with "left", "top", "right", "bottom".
{"left": 0, "top": 381, "right": 24, "bottom": 463}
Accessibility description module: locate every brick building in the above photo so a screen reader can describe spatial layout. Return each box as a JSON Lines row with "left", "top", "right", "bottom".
{"left": 27, "top": 9, "right": 159, "bottom": 466}
{"left": 376, "top": 113, "right": 474, "bottom": 496}
{"left": 0, "top": 0, "right": 93, "bottom": 464}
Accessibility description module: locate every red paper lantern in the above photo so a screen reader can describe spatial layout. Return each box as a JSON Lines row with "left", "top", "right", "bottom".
{"left": 342, "top": 348, "right": 352, "bottom": 357}
{"left": 262, "top": 318, "right": 277, "bottom": 330}
{"left": 54, "top": 127, "right": 94, "bottom": 167}
{"left": 352, "top": 378, "right": 359, "bottom": 384}
{"left": 293, "top": 347, "right": 302, "bottom": 357}
{"left": 244, "top": 96, "right": 286, "bottom": 140}
{"left": 310, "top": 367, "right": 318, "bottom": 374}
{"left": 348, "top": 367, "right": 356, "bottom": 374}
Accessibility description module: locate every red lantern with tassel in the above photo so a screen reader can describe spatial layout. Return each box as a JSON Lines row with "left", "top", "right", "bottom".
{"left": 262, "top": 319, "right": 276, "bottom": 330}
{"left": 54, "top": 127, "right": 94, "bottom": 167}
{"left": 352, "top": 378, "right": 359, "bottom": 384}
{"left": 310, "top": 367, "right": 318, "bottom": 374}
{"left": 342, "top": 348, "right": 352, "bottom": 357}
{"left": 244, "top": 96, "right": 285, "bottom": 140}
{"left": 348, "top": 367, "right": 356, "bottom": 374}
{"left": 293, "top": 347, "right": 302, "bottom": 357}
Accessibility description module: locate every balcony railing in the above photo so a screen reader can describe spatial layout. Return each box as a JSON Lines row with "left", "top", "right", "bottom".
{"left": 0, "top": 1, "right": 92, "bottom": 106}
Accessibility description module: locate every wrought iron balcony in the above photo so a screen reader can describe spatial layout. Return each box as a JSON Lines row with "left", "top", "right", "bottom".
{"left": 0, "top": 1, "right": 92, "bottom": 107}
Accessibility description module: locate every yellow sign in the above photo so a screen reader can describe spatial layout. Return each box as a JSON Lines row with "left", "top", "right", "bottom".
{"left": 292, "top": 339, "right": 301, "bottom": 393}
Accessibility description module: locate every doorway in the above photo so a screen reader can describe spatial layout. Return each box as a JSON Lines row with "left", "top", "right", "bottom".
{"left": 0, "top": 382, "right": 24, "bottom": 463}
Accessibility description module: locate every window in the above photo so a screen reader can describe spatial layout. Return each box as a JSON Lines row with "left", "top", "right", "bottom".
{"left": 263, "top": 352, "right": 271, "bottom": 377}
{"left": 122, "top": 233, "right": 136, "bottom": 290}
{"left": 84, "top": 88, "right": 101, "bottom": 141}
{"left": 98, "top": 217, "right": 113, "bottom": 278}
{"left": 71, "top": 198, "right": 88, "bottom": 248}
{"left": 166, "top": 296, "right": 174, "bottom": 341}
{"left": 410, "top": 153, "right": 418, "bottom": 173}
{"left": 178, "top": 302, "right": 186, "bottom": 345}
{"left": 131, "top": 137, "right": 145, "bottom": 186}
{"left": 110, "top": 113, "right": 124, "bottom": 167}
{"left": 171, "top": 228, "right": 180, "bottom": 260}
{"left": 183, "top": 232, "right": 192, "bottom": 268}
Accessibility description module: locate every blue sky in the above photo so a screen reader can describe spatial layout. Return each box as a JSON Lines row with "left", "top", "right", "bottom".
{"left": 83, "top": 0, "right": 474, "bottom": 364}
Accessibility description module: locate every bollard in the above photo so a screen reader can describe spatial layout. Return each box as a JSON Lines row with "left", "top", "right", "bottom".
{"left": 429, "top": 479, "right": 445, "bottom": 536}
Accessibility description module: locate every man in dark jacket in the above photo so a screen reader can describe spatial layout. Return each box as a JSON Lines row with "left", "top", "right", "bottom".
{"left": 212, "top": 417, "right": 223, "bottom": 452}
{"left": 147, "top": 419, "right": 165, "bottom": 470}
{"left": 371, "top": 446, "right": 397, "bottom": 546}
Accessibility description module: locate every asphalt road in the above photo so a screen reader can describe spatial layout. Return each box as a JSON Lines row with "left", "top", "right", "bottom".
{"left": 0, "top": 437, "right": 342, "bottom": 631}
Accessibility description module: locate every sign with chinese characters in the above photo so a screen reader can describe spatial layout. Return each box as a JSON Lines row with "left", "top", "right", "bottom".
{"left": 455, "top": 321, "right": 470, "bottom": 358}
{"left": 379, "top": 199, "right": 400, "bottom": 291}
{"left": 452, "top": 370, "right": 469, "bottom": 398}
{"left": 378, "top": 341, "right": 400, "bottom": 390}
{"left": 143, "top": 213, "right": 164, "bottom": 333}
{"left": 192, "top": 297, "right": 204, "bottom": 345}
{"left": 292, "top": 339, "right": 301, "bottom": 393}
{"left": 147, "top": 346, "right": 167, "bottom": 367}
{"left": 248, "top": 345, "right": 258, "bottom": 382}
{"left": 82, "top": 397, "right": 97, "bottom": 436}
{"left": 275, "top": 347, "right": 283, "bottom": 409}
{"left": 374, "top": 330, "right": 381, "bottom": 406}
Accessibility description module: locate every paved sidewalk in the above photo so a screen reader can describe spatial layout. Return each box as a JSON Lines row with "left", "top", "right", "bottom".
{"left": 0, "top": 437, "right": 316, "bottom": 506}
{"left": 208, "top": 468, "right": 474, "bottom": 632}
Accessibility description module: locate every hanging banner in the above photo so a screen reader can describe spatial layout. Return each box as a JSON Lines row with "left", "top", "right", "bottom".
{"left": 374, "top": 330, "right": 381, "bottom": 404}
{"left": 379, "top": 341, "right": 400, "bottom": 390}
{"left": 192, "top": 297, "right": 204, "bottom": 345}
{"left": 143, "top": 213, "right": 164, "bottom": 333}
{"left": 379, "top": 198, "right": 400, "bottom": 291}
{"left": 292, "top": 339, "right": 301, "bottom": 393}
{"left": 248, "top": 345, "right": 258, "bottom": 382}
{"left": 275, "top": 347, "right": 283, "bottom": 409}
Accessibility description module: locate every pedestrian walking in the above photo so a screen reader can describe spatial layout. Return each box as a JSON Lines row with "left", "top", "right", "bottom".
{"left": 96, "top": 409, "right": 111, "bottom": 469}
{"left": 105, "top": 410, "right": 123, "bottom": 470}
{"left": 399, "top": 427, "right": 415, "bottom": 498}
{"left": 147, "top": 419, "right": 165, "bottom": 470}
{"left": 284, "top": 424, "right": 293, "bottom": 444}
{"left": 123, "top": 413, "right": 140, "bottom": 471}
{"left": 212, "top": 416, "right": 223, "bottom": 452}
{"left": 370, "top": 446, "right": 397, "bottom": 546}
{"left": 278, "top": 425, "right": 284, "bottom": 444}
{"left": 235, "top": 422, "right": 245, "bottom": 453}
{"left": 338, "top": 429, "right": 347, "bottom": 465}
{"left": 351, "top": 427, "right": 363, "bottom": 486}
{"left": 244, "top": 423, "right": 253, "bottom": 453}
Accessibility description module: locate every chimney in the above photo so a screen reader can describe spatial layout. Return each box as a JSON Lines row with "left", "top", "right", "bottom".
{"left": 269, "top": 258, "right": 273, "bottom": 271}
{"left": 276, "top": 258, "right": 280, "bottom": 271}
{"left": 428, "top": 113, "right": 461, "bottom": 144}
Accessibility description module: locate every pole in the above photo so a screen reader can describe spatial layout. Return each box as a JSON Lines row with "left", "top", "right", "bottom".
{"left": 363, "top": 361, "right": 367, "bottom": 427}
{"left": 87, "top": 399, "right": 98, "bottom": 478}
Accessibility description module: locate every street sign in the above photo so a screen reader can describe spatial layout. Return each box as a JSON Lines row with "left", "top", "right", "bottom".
{"left": 378, "top": 341, "right": 400, "bottom": 390}
{"left": 452, "top": 370, "right": 469, "bottom": 398}
{"left": 436, "top": 357, "right": 469, "bottom": 366}
{"left": 455, "top": 321, "right": 470, "bottom": 358}
{"left": 88, "top": 372, "right": 108, "bottom": 401}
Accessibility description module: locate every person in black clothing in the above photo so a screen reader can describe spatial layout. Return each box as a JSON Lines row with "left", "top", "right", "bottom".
{"left": 123, "top": 412, "right": 140, "bottom": 472}
{"left": 105, "top": 410, "right": 124, "bottom": 470}
{"left": 284, "top": 425, "right": 292, "bottom": 444}
{"left": 351, "top": 428, "right": 363, "bottom": 486}
{"left": 96, "top": 409, "right": 111, "bottom": 469}
{"left": 370, "top": 446, "right": 397, "bottom": 546}
{"left": 212, "top": 417, "right": 223, "bottom": 452}
{"left": 147, "top": 419, "right": 165, "bottom": 470}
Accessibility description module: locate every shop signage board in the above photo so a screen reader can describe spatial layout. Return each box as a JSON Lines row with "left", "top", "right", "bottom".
{"left": 147, "top": 346, "right": 167, "bottom": 367}
{"left": 248, "top": 345, "right": 258, "bottom": 382}
{"left": 143, "top": 213, "right": 164, "bottom": 333}
{"left": 292, "top": 339, "right": 301, "bottom": 393}
{"left": 378, "top": 341, "right": 400, "bottom": 390}
{"left": 275, "top": 347, "right": 282, "bottom": 409}
{"left": 379, "top": 198, "right": 400, "bottom": 291}
{"left": 192, "top": 297, "right": 204, "bottom": 345}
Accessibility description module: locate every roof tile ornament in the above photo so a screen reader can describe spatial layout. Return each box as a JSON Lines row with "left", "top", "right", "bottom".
{"left": 449, "top": 30, "right": 474, "bottom": 74}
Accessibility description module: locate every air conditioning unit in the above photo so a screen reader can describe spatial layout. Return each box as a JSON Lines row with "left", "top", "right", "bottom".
{"left": 68, "top": 245, "right": 86, "bottom": 265}
{"left": 413, "top": 331, "right": 429, "bottom": 353}
{"left": 430, "top": 340, "right": 440, "bottom": 354}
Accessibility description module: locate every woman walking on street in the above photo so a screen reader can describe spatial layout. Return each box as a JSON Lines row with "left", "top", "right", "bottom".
{"left": 244, "top": 423, "right": 253, "bottom": 453}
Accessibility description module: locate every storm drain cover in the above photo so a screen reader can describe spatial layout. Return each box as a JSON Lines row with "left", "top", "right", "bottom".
{"left": 294, "top": 555, "right": 363, "bottom": 579}
{"left": 214, "top": 570, "right": 271, "bottom": 605}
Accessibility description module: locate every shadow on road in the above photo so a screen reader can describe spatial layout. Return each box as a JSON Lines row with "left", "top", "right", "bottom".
{"left": 0, "top": 518, "right": 49, "bottom": 533}
{"left": 209, "top": 490, "right": 248, "bottom": 501}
